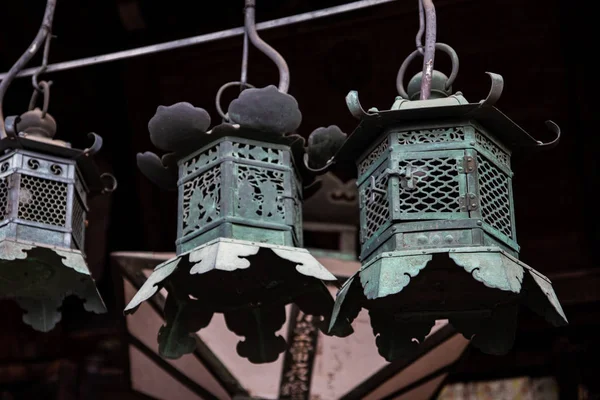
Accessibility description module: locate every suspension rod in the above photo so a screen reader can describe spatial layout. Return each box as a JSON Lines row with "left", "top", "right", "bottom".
{"left": 0, "top": 0, "right": 395, "bottom": 81}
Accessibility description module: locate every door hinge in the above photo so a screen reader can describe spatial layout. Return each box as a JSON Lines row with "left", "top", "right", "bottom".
{"left": 458, "top": 155, "right": 477, "bottom": 174}
{"left": 459, "top": 193, "right": 478, "bottom": 211}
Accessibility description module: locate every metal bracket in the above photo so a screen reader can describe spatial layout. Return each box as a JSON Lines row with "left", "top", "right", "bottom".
{"left": 459, "top": 193, "right": 478, "bottom": 211}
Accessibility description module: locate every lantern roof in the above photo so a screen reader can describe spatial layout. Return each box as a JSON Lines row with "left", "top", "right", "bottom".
{"left": 0, "top": 132, "right": 108, "bottom": 193}
{"left": 138, "top": 86, "right": 316, "bottom": 191}
{"left": 331, "top": 72, "right": 561, "bottom": 167}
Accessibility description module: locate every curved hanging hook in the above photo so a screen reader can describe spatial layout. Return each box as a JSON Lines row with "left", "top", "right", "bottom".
{"left": 0, "top": 0, "right": 57, "bottom": 139}
{"left": 32, "top": 32, "right": 54, "bottom": 92}
{"left": 245, "top": 0, "right": 290, "bottom": 93}
{"left": 396, "top": 43, "right": 459, "bottom": 99}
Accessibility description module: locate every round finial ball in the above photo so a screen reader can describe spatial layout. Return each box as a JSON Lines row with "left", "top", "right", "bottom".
{"left": 18, "top": 108, "right": 57, "bottom": 139}
{"left": 407, "top": 70, "right": 452, "bottom": 100}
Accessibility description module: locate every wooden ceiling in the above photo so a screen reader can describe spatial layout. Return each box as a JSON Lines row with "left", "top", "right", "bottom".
{"left": 0, "top": 0, "right": 598, "bottom": 398}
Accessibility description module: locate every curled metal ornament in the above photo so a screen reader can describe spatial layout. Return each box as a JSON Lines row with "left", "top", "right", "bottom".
{"left": 396, "top": 43, "right": 459, "bottom": 99}
{"left": 100, "top": 172, "right": 118, "bottom": 194}
{"left": 480, "top": 72, "right": 504, "bottom": 106}
{"left": 535, "top": 120, "right": 561, "bottom": 149}
{"left": 346, "top": 90, "right": 377, "bottom": 120}
{"left": 83, "top": 132, "right": 104, "bottom": 155}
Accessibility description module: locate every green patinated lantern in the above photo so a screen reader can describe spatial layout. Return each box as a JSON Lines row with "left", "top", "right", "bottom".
{"left": 313, "top": 44, "right": 567, "bottom": 361}
{"left": 0, "top": 97, "right": 116, "bottom": 332}
{"left": 125, "top": 86, "right": 350, "bottom": 364}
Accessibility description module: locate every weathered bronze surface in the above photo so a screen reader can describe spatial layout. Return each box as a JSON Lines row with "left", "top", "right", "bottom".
{"left": 0, "top": 108, "right": 114, "bottom": 332}
{"left": 128, "top": 86, "right": 351, "bottom": 364}
{"left": 311, "top": 43, "right": 566, "bottom": 361}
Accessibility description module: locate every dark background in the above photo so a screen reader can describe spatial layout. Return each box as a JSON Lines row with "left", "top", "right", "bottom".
{"left": 0, "top": 0, "right": 598, "bottom": 399}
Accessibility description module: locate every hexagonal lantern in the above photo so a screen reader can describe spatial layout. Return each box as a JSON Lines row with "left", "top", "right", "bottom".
{"left": 0, "top": 109, "right": 115, "bottom": 332}
{"left": 126, "top": 86, "right": 351, "bottom": 364}
{"left": 314, "top": 45, "right": 567, "bottom": 361}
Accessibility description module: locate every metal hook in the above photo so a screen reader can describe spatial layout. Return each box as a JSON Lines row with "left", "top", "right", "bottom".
{"left": 416, "top": 0, "right": 425, "bottom": 55}
{"left": 420, "top": 0, "right": 437, "bottom": 100}
{"left": 28, "top": 80, "right": 52, "bottom": 118}
{"left": 245, "top": 0, "right": 290, "bottom": 93}
{"left": 32, "top": 32, "right": 53, "bottom": 92}
{"left": 0, "top": 0, "right": 57, "bottom": 139}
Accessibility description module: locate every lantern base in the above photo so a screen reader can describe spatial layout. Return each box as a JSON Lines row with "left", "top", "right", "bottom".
{"left": 0, "top": 239, "right": 106, "bottom": 332}
{"left": 125, "top": 237, "right": 351, "bottom": 363}
{"left": 330, "top": 246, "right": 567, "bottom": 360}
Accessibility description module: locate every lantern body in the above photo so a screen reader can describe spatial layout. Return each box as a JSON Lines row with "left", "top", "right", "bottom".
{"left": 325, "top": 77, "right": 567, "bottom": 361}
{"left": 0, "top": 149, "right": 87, "bottom": 250}
{"left": 358, "top": 122, "right": 516, "bottom": 263}
{"left": 177, "top": 136, "right": 302, "bottom": 254}
{"left": 0, "top": 128, "right": 111, "bottom": 333}
{"left": 126, "top": 93, "right": 348, "bottom": 364}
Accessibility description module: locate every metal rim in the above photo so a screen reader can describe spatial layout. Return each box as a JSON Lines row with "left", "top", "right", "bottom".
{"left": 396, "top": 42, "right": 459, "bottom": 99}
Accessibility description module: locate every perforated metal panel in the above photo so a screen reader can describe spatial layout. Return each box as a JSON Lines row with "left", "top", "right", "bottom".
{"left": 362, "top": 166, "right": 390, "bottom": 241}
{"left": 182, "top": 166, "right": 221, "bottom": 236}
{"left": 18, "top": 175, "right": 68, "bottom": 227}
{"left": 0, "top": 177, "right": 9, "bottom": 220}
{"left": 182, "top": 144, "right": 219, "bottom": 178}
{"left": 397, "top": 127, "right": 465, "bottom": 145}
{"left": 477, "top": 155, "right": 513, "bottom": 238}
{"left": 475, "top": 131, "right": 510, "bottom": 167}
{"left": 397, "top": 157, "right": 462, "bottom": 214}
{"left": 71, "top": 195, "right": 86, "bottom": 249}
{"left": 235, "top": 165, "right": 286, "bottom": 222}
{"left": 232, "top": 142, "right": 284, "bottom": 165}
{"left": 359, "top": 139, "right": 388, "bottom": 175}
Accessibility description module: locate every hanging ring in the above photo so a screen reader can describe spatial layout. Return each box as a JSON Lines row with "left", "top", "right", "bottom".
{"left": 215, "top": 81, "right": 255, "bottom": 120}
{"left": 28, "top": 80, "right": 52, "bottom": 118}
{"left": 396, "top": 43, "right": 459, "bottom": 99}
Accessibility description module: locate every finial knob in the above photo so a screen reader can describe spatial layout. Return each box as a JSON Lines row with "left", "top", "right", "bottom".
{"left": 18, "top": 108, "right": 57, "bottom": 139}
{"left": 407, "top": 70, "right": 452, "bottom": 100}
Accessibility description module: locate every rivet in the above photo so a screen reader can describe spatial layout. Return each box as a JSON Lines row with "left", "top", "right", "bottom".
{"left": 416, "top": 235, "right": 428, "bottom": 244}
{"left": 470, "top": 141, "right": 476, "bottom": 146}
{"left": 469, "top": 194, "right": 475, "bottom": 199}
{"left": 471, "top": 203, "right": 477, "bottom": 207}
{"left": 431, "top": 235, "right": 441, "bottom": 245}
{"left": 477, "top": 220, "right": 482, "bottom": 226}
{"left": 444, "top": 235, "right": 453, "bottom": 243}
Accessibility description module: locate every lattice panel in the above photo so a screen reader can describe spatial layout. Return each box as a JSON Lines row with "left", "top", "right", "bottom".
{"left": 397, "top": 127, "right": 465, "bottom": 145}
{"left": 182, "top": 166, "right": 221, "bottom": 235}
{"left": 18, "top": 175, "right": 68, "bottom": 227}
{"left": 477, "top": 155, "right": 513, "bottom": 238}
{"left": 236, "top": 165, "right": 286, "bottom": 222}
{"left": 71, "top": 195, "right": 86, "bottom": 248}
{"left": 359, "top": 139, "right": 388, "bottom": 175}
{"left": 232, "top": 142, "right": 284, "bottom": 165}
{"left": 0, "top": 178, "right": 8, "bottom": 219}
{"left": 398, "top": 158, "right": 461, "bottom": 213}
{"left": 475, "top": 131, "right": 510, "bottom": 167}
{"left": 182, "top": 144, "right": 219, "bottom": 178}
{"left": 362, "top": 170, "right": 389, "bottom": 240}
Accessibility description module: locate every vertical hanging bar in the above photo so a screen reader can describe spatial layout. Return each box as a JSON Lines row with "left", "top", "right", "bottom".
{"left": 245, "top": 0, "right": 290, "bottom": 93}
{"left": 0, "top": 0, "right": 58, "bottom": 139}
{"left": 420, "top": 0, "right": 436, "bottom": 100}
{"left": 240, "top": 28, "right": 249, "bottom": 92}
